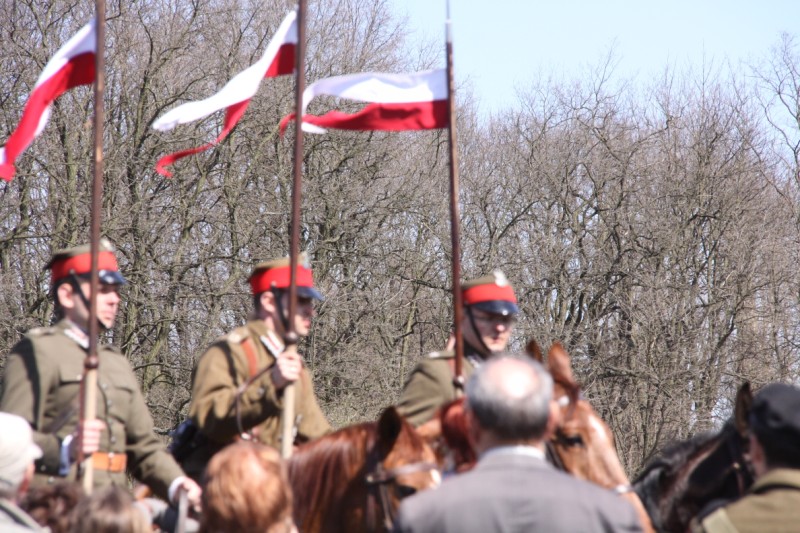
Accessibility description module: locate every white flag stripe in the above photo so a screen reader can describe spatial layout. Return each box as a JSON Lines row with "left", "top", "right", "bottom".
{"left": 36, "top": 19, "right": 96, "bottom": 87}
{"left": 152, "top": 11, "right": 297, "bottom": 132}
{"left": 301, "top": 69, "right": 447, "bottom": 113}
{"left": 33, "top": 20, "right": 96, "bottom": 138}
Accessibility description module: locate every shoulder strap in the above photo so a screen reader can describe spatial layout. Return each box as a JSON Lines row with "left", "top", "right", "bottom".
{"left": 40, "top": 390, "right": 80, "bottom": 434}
{"left": 240, "top": 336, "right": 259, "bottom": 378}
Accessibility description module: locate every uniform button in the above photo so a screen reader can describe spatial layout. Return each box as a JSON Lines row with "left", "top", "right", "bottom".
{"left": 101, "top": 383, "right": 109, "bottom": 390}
{"left": 110, "top": 436, "right": 117, "bottom": 444}
{"left": 39, "top": 465, "right": 46, "bottom": 472}
{"left": 258, "top": 387, "right": 266, "bottom": 397}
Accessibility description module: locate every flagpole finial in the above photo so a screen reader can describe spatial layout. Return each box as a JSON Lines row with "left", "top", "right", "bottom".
{"left": 445, "top": 0, "right": 452, "bottom": 43}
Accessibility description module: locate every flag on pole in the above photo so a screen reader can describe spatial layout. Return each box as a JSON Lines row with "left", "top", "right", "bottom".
{"left": 0, "top": 19, "right": 96, "bottom": 181}
{"left": 279, "top": 69, "right": 448, "bottom": 134}
{"left": 152, "top": 11, "right": 297, "bottom": 177}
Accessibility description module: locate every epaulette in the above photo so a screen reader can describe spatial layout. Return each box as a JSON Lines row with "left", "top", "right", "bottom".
{"left": 26, "top": 326, "right": 55, "bottom": 338}
{"left": 225, "top": 326, "right": 250, "bottom": 344}
{"left": 426, "top": 350, "right": 455, "bottom": 360}
{"left": 105, "top": 344, "right": 123, "bottom": 355}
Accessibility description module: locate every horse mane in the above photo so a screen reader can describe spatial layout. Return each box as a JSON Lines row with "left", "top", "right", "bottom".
{"left": 288, "top": 409, "right": 432, "bottom": 533}
{"left": 636, "top": 429, "right": 723, "bottom": 481}
{"left": 634, "top": 422, "right": 736, "bottom": 531}
{"left": 288, "top": 423, "right": 375, "bottom": 532}
{"left": 439, "top": 398, "right": 476, "bottom": 472}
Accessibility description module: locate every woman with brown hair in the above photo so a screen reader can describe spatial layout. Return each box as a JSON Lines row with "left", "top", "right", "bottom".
{"left": 200, "top": 441, "right": 296, "bottom": 533}
{"left": 68, "top": 485, "right": 150, "bottom": 533}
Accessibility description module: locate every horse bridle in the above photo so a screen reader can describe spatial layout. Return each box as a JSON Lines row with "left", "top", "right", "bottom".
{"left": 546, "top": 387, "right": 636, "bottom": 496}
{"left": 546, "top": 385, "right": 581, "bottom": 472}
{"left": 724, "top": 429, "right": 755, "bottom": 496}
{"left": 364, "top": 446, "right": 438, "bottom": 532}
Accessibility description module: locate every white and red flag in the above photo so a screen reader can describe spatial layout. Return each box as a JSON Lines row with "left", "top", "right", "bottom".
{"left": 152, "top": 11, "right": 297, "bottom": 177}
{"left": 0, "top": 19, "right": 96, "bottom": 181}
{"left": 279, "top": 69, "right": 448, "bottom": 134}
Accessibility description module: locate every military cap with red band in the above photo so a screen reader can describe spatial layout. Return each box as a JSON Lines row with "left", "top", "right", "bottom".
{"left": 46, "top": 240, "right": 127, "bottom": 286}
{"left": 462, "top": 270, "right": 518, "bottom": 316}
{"left": 249, "top": 253, "right": 323, "bottom": 301}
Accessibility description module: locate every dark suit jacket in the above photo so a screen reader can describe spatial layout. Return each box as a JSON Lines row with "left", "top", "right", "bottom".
{"left": 394, "top": 448, "right": 644, "bottom": 533}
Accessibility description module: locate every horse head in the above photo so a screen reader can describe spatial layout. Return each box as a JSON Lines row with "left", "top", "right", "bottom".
{"left": 529, "top": 339, "right": 654, "bottom": 532}
{"left": 633, "top": 382, "right": 753, "bottom": 533}
{"left": 289, "top": 406, "right": 438, "bottom": 533}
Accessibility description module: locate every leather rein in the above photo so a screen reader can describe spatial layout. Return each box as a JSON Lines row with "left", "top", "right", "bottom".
{"left": 725, "top": 428, "right": 755, "bottom": 496}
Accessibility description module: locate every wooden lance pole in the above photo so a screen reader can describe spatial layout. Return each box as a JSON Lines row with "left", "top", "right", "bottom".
{"left": 445, "top": 3, "right": 465, "bottom": 395}
{"left": 78, "top": 0, "right": 106, "bottom": 493}
{"left": 282, "top": 0, "right": 308, "bottom": 459}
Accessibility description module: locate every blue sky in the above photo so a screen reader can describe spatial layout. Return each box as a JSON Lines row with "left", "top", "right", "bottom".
{"left": 390, "top": 0, "right": 800, "bottom": 114}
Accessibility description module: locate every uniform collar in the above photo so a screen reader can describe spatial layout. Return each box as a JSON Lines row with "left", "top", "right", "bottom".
{"left": 751, "top": 468, "right": 800, "bottom": 493}
{"left": 247, "top": 320, "right": 285, "bottom": 358}
{"left": 463, "top": 341, "right": 493, "bottom": 369}
{"left": 57, "top": 319, "right": 90, "bottom": 350}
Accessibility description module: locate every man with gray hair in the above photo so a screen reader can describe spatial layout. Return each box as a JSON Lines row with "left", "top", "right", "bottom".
{"left": 0, "top": 412, "right": 48, "bottom": 531}
{"left": 394, "top": 355, "right": 643, "bottom": 533}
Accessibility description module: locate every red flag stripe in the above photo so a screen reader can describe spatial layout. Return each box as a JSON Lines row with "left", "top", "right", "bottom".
{"left": 282, "top": 100, "right": 449, "bottom": 135}
{"left": 155, "top": 99, "right": 251, "bottom": 177}
{"left": 0, "top": 52, "right": 95, "bottom": 181}
{"left": 265, "top": 43, "right": 295, "bottom": 77}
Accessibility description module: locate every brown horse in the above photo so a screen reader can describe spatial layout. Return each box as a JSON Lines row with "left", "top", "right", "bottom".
{"left": 529, "top": 340, "right": 655, "bottom": 533}
{"left": 288, "top": 406, "right": 439, "bottom": 533}
{"left": 419, "top": 342, "right": 654, "bottom": 533}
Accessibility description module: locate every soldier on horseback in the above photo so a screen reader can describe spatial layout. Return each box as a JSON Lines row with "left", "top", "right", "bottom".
{"left": 0, "top": 241, "right": 201, "bottom": 508}
{"left": 397, "top": 270, "right": 518, "bottom": 426}
{"left": 182, "top": 254, "right": 331, "bottom": 480}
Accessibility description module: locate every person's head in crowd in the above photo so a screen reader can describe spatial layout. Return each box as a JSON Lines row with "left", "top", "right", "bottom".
{"left": 748, "top": 383, "right": 800, "bottom": 477}
{"left": 464, "top": 354, "right": 554, "bottom": 454}
{"left": 20, "top": 481, "right": 85, "bottom": 533}
{"left": 460, "top": 271, "right": 519, "bottom": 358}
{"left": 68, "top": 485, "right": 150, "bottom": 533}
{"left": 0, "top": 412, "right": 43, "bottom": 502}
{"left": 200, "top": 441, "right": 296, "bottom": 533}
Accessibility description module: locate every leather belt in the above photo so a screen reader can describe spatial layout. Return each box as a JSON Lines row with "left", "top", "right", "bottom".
{"left": 92, "top": 452, "right": 127, "bottom": 472}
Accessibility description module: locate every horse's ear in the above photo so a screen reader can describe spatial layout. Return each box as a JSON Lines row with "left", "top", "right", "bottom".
{"left": 526, "top": 338, "right": 544, "bottom": 363}
{"left": 377, "top": 406, "right": 405, "bottom": 457}
{"left": 734, "top": 382, "right": 753, "bottom": 438}
{"left": 548, "top": 341, "right": 576, "bottom": 385}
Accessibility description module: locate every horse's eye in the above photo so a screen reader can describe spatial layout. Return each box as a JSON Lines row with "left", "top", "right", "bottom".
{"left": 562, "top": 434, "right": 584, "bottom": 447}
{"left": 394, "top": 484, "right": 418, "bottom": 499}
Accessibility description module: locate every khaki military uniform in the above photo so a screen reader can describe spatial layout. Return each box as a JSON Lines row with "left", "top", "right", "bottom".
{"left": 0, "top": 319, "right": 184, "bottom": 500}
{"left": 397, "top": 345, "right": 482, "bottom": 427}
{"left": 693, "top": 469, "right": 800, "bottom": 533}
{"left": 185, "top": 320, "right": 330, "bottom": 475}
